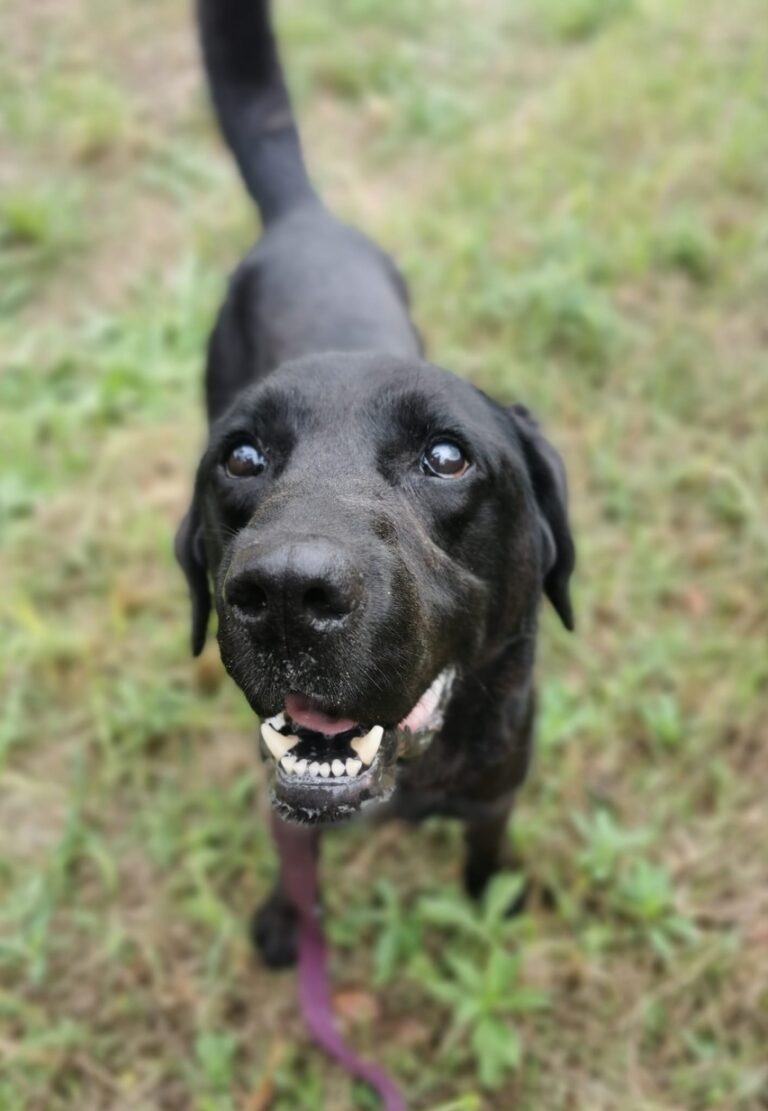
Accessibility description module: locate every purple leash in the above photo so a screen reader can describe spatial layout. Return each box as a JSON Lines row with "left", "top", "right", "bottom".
{"left": 272, "top": 815, "right": 407, "bottom": 1110}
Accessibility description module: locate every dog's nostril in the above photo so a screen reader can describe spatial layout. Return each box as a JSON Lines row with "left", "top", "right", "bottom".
{"left": 227, "top": 578, "right": 269, "bottom": 615}
{"left": 247, "top": 585, "right": 269, "bottom": 611}
{"left": 302, "top": 585, "right": 346, "bottom": 621}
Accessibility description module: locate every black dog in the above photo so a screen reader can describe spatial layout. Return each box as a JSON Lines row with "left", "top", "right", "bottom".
{"left": 177, "top": 0, "right": 575, "bottom": 967}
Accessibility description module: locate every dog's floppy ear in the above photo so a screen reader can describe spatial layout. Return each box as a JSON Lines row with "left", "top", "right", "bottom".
{"left": 509, "top": 403, "right": 575, "bottom": 631}
{"left": 174, "top": 495, "right": 211, "bottom": 656}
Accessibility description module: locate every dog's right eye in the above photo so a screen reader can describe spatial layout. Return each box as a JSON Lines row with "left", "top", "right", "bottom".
{"left": 224, "top": 442, "right": 267, "bottom": 478}
{"left": 421, "top": 440, "right": 470, "bottom": 479}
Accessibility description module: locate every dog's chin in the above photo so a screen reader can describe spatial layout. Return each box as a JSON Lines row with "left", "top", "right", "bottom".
{"left": 258, "top": 668, "right": 455, "bottom": 826}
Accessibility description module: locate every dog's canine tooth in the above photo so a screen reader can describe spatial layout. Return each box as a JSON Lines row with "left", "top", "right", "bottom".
{"left": 331, "top": 759, "right": 345, "bottom": 777}
{"left": 294, "top": 758, "right": 307, "bottom": 775}
{"left": 309, "top": 761, "right": 320, "bottom": 777}
{"left": 319, "top": 762, "right": 331, "bottom": 777}
{"left": 350, "top": 725, "right": 383, "bottom": 766}
{"left": 261, "top": 722, "right": 298, "bottom": 761}
{"left": 266, "top": 711, "right": 288, "bottom": 732}
{"left": 281, "top": 753, "right": 297, "bottom": 773}
{"left": 346, "top": 758, "right": 362, "bottom": 777}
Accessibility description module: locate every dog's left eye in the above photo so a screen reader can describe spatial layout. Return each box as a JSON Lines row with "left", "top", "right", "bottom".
{"left": 422, "top": 440, "right": 470, "bottom": 479}
{"left": 224, "top": 442, "right": 267, "bottom": 478}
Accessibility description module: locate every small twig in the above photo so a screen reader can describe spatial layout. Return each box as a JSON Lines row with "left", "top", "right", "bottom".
{"left": 242, "top": 1038, "right": 287, "bottom": 1111}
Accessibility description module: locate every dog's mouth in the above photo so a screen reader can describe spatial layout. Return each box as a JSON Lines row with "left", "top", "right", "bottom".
{"left": 260, "top": 669, "right": 455, "bottom": 824}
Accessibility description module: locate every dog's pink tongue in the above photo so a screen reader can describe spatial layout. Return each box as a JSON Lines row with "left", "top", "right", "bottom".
{"left": 285, "top": 693, "right": 357, "bottom": 736}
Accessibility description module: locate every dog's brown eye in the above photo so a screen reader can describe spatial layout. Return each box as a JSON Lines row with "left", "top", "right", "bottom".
{"left": 422, "top": 441, "right": 470, "bottom": 479}
{"left": 225, "top": 442, "right": 267, "bottom": 478}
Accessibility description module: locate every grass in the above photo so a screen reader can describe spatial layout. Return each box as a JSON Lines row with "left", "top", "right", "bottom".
{"left": 1, "top": 0, "right": 767, "bottom": 1107}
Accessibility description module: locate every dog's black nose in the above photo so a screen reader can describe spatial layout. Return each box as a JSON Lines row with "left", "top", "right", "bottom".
{"left": 225, "top": 539, "right": 363, "bottom": 636}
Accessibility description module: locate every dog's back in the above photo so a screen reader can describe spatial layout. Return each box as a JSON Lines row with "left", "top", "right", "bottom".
{"left": 197, "top": 0, "right": 420, "bottom": 420}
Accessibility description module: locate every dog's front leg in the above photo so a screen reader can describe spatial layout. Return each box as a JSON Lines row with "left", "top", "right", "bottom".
{"left": 463, "top": 797, "right": 525, "bottom": 913}
{"left": 251, "top": 818, "right": 322, "bottom": 969}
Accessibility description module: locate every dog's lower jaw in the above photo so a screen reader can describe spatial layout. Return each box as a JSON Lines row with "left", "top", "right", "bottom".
{"left": 271, "top": 786, "right": 396, "bottom": 827}
{"left": 266, "top": 724, "right": 399, "bottom": 825}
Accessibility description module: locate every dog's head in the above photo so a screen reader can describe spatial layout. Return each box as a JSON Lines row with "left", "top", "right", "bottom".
{"left": 177, "top": 351, "right": 574, "bottom": 824}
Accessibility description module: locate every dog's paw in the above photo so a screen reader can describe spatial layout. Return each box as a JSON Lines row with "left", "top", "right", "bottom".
{"left": 250, "top": 890, "right": 298, "bottom": 969}
{"left": 503, "top": 877, "right": 530, "bottom": 918}
{"left": 464, "top": 866, "right": 530, "bottom": 917}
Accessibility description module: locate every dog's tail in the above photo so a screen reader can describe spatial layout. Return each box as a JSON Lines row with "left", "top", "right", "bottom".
{"left": 196, "top": 0, "right": 317, "bottom": 225}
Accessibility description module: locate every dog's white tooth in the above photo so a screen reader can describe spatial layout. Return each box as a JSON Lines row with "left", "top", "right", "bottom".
{"left": 319, "top": 762, "right": 331, "bottom": 777}
{"left": 309, "top": 761, "right": 320, "bottom": 777}
{"left": 332, "top": 759, "right": 345, "bottom": 777}
{"left": 266, "top": 711, "right": 287, "bottom": 731}
{"left": 294, "top": 759, "right": 307, "bottom": 775}
{"left": 346, "top": 758, "right": 362, "bottom": 777}
{"left": 261, "top": 723, "right": 298, "bottom": 761}
{"left": 350, "top": 725, "right": 384, "bottom": 766}
{"left": 281, "top": 754, "right": 297, "bottom": 773}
